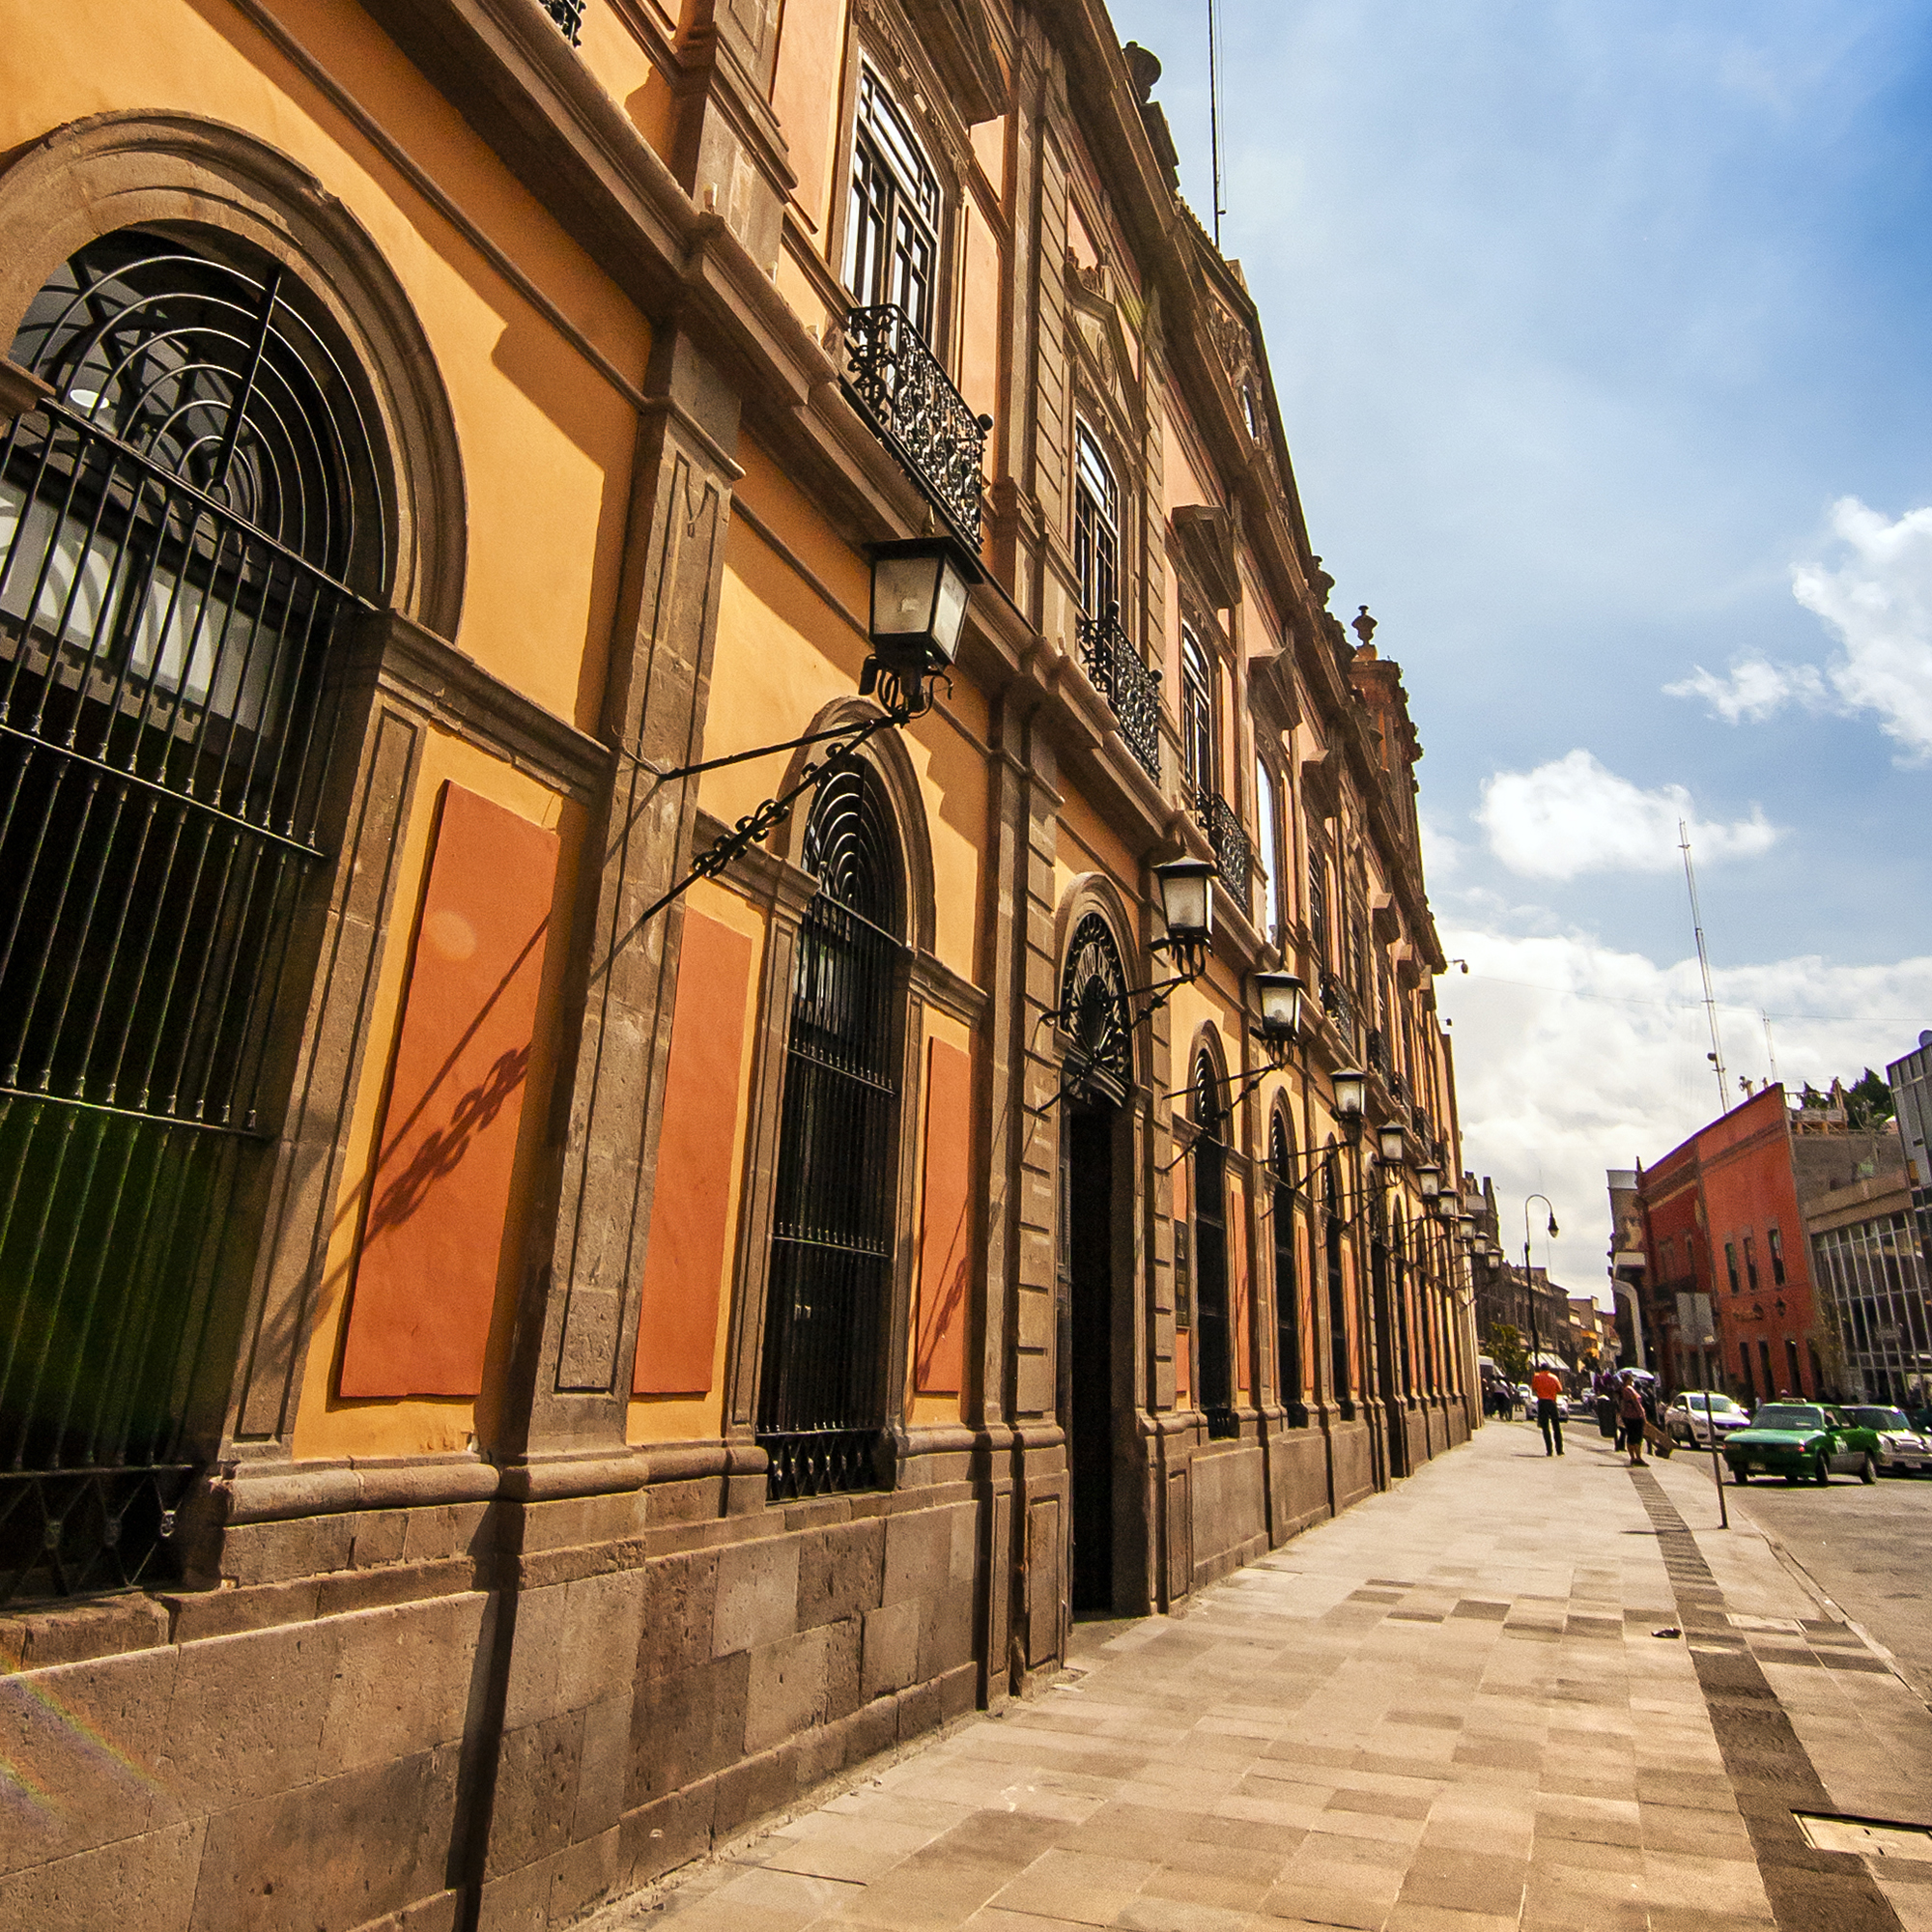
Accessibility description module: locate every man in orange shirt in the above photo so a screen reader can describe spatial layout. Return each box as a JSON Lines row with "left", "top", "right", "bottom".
{"left": 1531, "top": 1366, "right": 1565, "bottom": 1456}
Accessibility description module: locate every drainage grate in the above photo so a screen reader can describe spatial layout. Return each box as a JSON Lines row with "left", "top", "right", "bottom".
{"left": 1795, "top": 1814, "right": 1932, "bottom": 1862}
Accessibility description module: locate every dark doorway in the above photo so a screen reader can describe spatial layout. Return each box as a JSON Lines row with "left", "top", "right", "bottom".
{"left": 1063, "top": 1102, "right": 1117, "bottom": 1611}
{"left": 1372, "top": 1236, "right": 1408, "bottom": 1478}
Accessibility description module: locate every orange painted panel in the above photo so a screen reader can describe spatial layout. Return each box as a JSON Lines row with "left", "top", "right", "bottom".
{"left": 633, "top": 912, "right": 755, "bottom": 1394}
{"left": 342, "top": 783, "right": 558, "bottom": 1398}
{"left": 915, "top": 1038, "right": 974, "bottom": 1394}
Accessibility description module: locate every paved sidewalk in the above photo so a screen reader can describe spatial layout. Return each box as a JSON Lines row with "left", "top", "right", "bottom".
{"left": 596, "top": 1420, "right": 1932, "bottom": 1932}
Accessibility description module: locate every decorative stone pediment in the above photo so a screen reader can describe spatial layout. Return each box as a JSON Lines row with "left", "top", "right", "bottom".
{"left": 1065, "top": 255, "right": 1143, "bottom": 432}
{"left": 1171, "top": 503, "right": 1240, "bottom": 611}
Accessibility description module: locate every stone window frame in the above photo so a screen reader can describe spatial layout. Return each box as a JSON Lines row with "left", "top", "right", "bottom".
{"left": 0, "top": 112, "right": 494, "bottom": 1494}
{"left": 825, "top": 14, "right": 973, "bottom": 379}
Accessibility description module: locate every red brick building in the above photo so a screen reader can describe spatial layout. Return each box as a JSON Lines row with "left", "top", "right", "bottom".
{"left": 1635, "top": 1087, "right": 1831, "bottom": 1402}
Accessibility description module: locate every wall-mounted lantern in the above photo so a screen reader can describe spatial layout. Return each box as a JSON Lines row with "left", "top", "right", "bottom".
{"left": 863, "top": 534, "right": 980, "bottom": 716}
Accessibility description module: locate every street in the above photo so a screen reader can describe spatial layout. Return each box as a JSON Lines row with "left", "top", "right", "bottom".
{"left": 594, "top": 1419, "right": 1932, "bottom": 1932}
{"left": 1710, "top": 1463, "right": 1932, "bottom": 1709}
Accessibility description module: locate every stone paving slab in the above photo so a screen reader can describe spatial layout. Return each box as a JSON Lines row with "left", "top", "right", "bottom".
{"left": 593, "top": 1422, "right": 1932, "bottom": 1932}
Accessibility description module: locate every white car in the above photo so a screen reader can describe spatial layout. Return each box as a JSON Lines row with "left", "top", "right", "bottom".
{"left": 1665, "top": 1391, "right": 1750, "bottom": 1447}
{"left": 1842, "top": 1406, "right": 1932, "bottom": 1475}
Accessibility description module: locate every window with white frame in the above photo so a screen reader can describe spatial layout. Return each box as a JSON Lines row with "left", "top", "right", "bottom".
{"left": 846, "top": 67, "right": 941, "bottom": 337}
{"left": 1073, "top": 424, "right": 1120, "bottom": 617}
{"left": 1180, "top": 628, "right": 1214, "bottom": 797}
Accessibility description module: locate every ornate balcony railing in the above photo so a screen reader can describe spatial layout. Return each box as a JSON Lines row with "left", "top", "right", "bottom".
{"left": 843, "top": 305, "right": 991, "bottom": 549}
{"left": 1076, "top": 605, "right": 1162, "bottom": 782}
{"left": 1193, "top": 787, "right": 1252, "bottom": 918}
{"left": 1365, "top": 1028, "right": 1389, "bottom": 1077}
{"left": 542, "top": 0, "right": 584, "bottom": 43}
{"left": 1321, "top": 972, "right": 1354, "bottom": 1036}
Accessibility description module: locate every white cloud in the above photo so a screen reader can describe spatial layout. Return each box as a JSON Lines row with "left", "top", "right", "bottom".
{"left": 1436, "top": 923, "right": 1932, "bottom": 1294}
{"left": 1475, "top": 750, "right": 1779, "bottom": 880}
{"left": 1664, "top": 500, "right": 1932, "bottom": 757}
{"left": 1793, "top": 497, "right": 1932, "bottom": 760}
{"left": 1417, "top": 809, "right": 1466, "bottom": 880}
{"left": 1662, "top": 657, "right": 1829, "bottom": 724}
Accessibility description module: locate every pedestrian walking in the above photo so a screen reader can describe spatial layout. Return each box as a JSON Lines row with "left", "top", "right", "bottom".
{"left": 1531, "top": 1365, "right": 1565, "bottom": 1456}
{"left": 1617, "top": 1376, "right": 1648, "bottom": 1464}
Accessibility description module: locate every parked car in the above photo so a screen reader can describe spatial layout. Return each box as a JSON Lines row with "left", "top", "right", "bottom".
{"left": 1722, "top": 1403, "right": 1883, "bottom": 1486}
{"left": 1841, "top": 1406, "right": 1932, "bottom": 1475}
{"left": 1664, "top": 1390, "right": 1749, "bottom": 1448}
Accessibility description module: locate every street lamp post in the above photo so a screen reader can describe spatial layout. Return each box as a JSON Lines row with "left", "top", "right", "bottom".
{"left": 1523, "top": 1194, "right": 1559, "bottom": 1378}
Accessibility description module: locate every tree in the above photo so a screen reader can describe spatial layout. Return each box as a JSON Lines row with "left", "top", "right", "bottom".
{"left": 1489, "top": 1322, "right": 1529, "bottom": 1383}
{"left": 1845, "top": 1067, "right": 1894, "bottom": 1131}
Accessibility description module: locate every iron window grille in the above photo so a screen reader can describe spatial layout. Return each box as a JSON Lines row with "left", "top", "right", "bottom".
{"left": 1324, "top": 1157, "right": 1350, "bottom": 1408}
{"left": 757, "top": 764, "right": 906, "bottom": 1500}
{"left": 1075, "top": 603, "right": 1161, "bottom": 783}
{"left": 541, "top": 0, "right": 584, "bottom": 43}
{"left": 1192, "top": 1053, "right": 1234, "bottom": 1433}
{"left": 1271, "top": 1115, "right": 1304, "bottom": 1426}
{"left": 1059, "top": 913, "right": 1131, "bottom": 1104}
{"left": 0, "top": 230, "right": 383, "bottom": 1607}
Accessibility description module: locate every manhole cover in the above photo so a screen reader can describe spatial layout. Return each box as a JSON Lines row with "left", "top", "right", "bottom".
{"left": 1794, "top": 1814, "right": 1932, "bottom": 1861}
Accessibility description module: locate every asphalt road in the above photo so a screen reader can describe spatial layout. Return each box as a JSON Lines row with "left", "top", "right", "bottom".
{"left": 1723, "top": 1463, "right": 1932, "bottom": 1704}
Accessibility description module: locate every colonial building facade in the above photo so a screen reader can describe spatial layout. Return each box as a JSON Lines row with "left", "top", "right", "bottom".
{"left": 0, "top": 0, "right": 1475, "bottom": 1924}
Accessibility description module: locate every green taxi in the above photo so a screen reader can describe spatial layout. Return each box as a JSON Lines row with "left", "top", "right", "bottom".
{"left": 1722, "top": 1403, "right": 1883, "bottom": 1486}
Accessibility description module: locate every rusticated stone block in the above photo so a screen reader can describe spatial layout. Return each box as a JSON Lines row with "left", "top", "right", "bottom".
{"left": 881, "top": 1510, "right": 952, "bottom": 1608}
{"left": 896, "top": 1679, "right": 941, "bottom": 1743}
{"left": 401, "top": 1502, "right": 491, "bottom": 1567}
{"left": 357, "top": 1890, "right": 460, "bottom": 1931}
{"left": 841, "top": 1696, "right": 898, "bottom": 1769}
{"left": 936, "top": 1660, "right": 978, "bottom": 1721}
{"left": 795, "top": 1519, "right": 885, "bottom": 1631}
{"left": 499, "top": 1584, "right": 564, "bottom": 1733}
{"left": 0, "top": 1642, "right": 178, "bottom": 1874}
{"left": 188, "top": 1743, "right": 460, "bottom": 1931}
{"left": 711, "top": 1744, "right": 798, "bottom": 1837}
{"left": 0, "top": 1594, "right": 171, "bottom": 1670}
{"left": 636, "top": 1550, "right": 718, "bottom": 1682}
{"left": 484, "top": 1708, "right": 585, "bottom": 1879}
{"left": 917, "top": 1580, "right": 976, "bottom": 1682}
{"left": 317, "top": 1592, "right": 489, "bottom": 1778}
{"left": 545, "top": 1824, "right": 620, "bottom": 1925}
{"left": 821, "top": 1616, "right": 862, "bottom": 1724}
{"left": 221, "top": 1514, "right": 358, "bottom": 1587}
{"left": 628, "top": 1653, "right": 749, "bottom": 1803}
{"left": 861, "top": 1601, "right": 920, "bottom": 1700}
{"left": 0, "top": 1816, "right": 203, "bottom": 1932}
{"left": 556, "top": 1568, "right": 645, "bottom": 1713}
{"left": 152, "top": 1619, "right": 342, "bottom": 1820}
{"left": 573, "top": 1693, "right": 631, "bottom": 1841}
{"left": 163, "top": 1578, "right": 322, "bottom": 1645}
{"left": 617, "top": 1781, "right": 715, "bottom": 1890}
{"left": 745, "top": 1629, "right": 826, "bottom": 1755}
{"left": 349, "top": 1511, "right": 410, "bottom": 1569}
{"left": 712, "top": 1537, "right": 801, "bottom": 1658}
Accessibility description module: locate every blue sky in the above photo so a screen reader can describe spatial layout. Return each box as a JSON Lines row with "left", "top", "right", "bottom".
{"left": 1106, "top": 0, "right": 1932, "bottom": 1285}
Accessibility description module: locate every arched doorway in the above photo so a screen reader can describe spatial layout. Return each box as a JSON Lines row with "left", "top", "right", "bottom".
{"left": 1056, "top": 913, "right": 1129, "bottom": 1612}
{"left": 1270, "top": 1111, "right": 1303, "bottom": 1425}
{"left": 1324, "top": 1153, "right": 1350, "bottom": 1413}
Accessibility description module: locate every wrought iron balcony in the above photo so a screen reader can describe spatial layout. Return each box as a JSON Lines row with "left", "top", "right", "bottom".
{"left": 542, "top": 0, "right": 584, "bottom": 43}
{"left": 1321, "top": 971, "right": 1354, "bottom": 1035}
{"left": 1193, "top": 787, "right": 1252, "bottom": 919}
{"left": 1365, "top": 1028, "right": 1389, "bottom": 1077}
{"left": 843, "top": 305, "right": 991, "bottom": 549}
{"left": 1076, "top": 605, "right": 1162, "bottom": 782}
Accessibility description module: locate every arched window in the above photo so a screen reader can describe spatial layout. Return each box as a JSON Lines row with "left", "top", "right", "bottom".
{"left": 1059, "top": 911, "right": 1130, "bottom": 1105}
{"left": 847, "top": 67, "right": 941, "bottom": 338}
{"left": 1270, "top": 1111, "right": 1303, "bottom": 1425}
{"left": 1192, "top": 1052, "right": 1233, "bottom": 1425}
{"left": 1324, "top": 1153, "right": 1350, "bottom": 1406}
{"left": 1073, "top": 425, "right": 1119, "bottom": 619}
{"left": 0, "top": 229, "right": 383, "bottom": 1594}
{"left": 758, "top": 762, "right": 906, "bottom": 1498}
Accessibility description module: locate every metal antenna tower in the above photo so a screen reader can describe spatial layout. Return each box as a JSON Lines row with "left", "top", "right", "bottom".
{"left": 1679, "top": 817, "right": 1729, "bottom": 1113}
{"left": 1761, "top": 1009, "right": 1780, "bottom": 1089}
{"left": 1208, "top": 0, "right": 1226, "bottom": 246}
